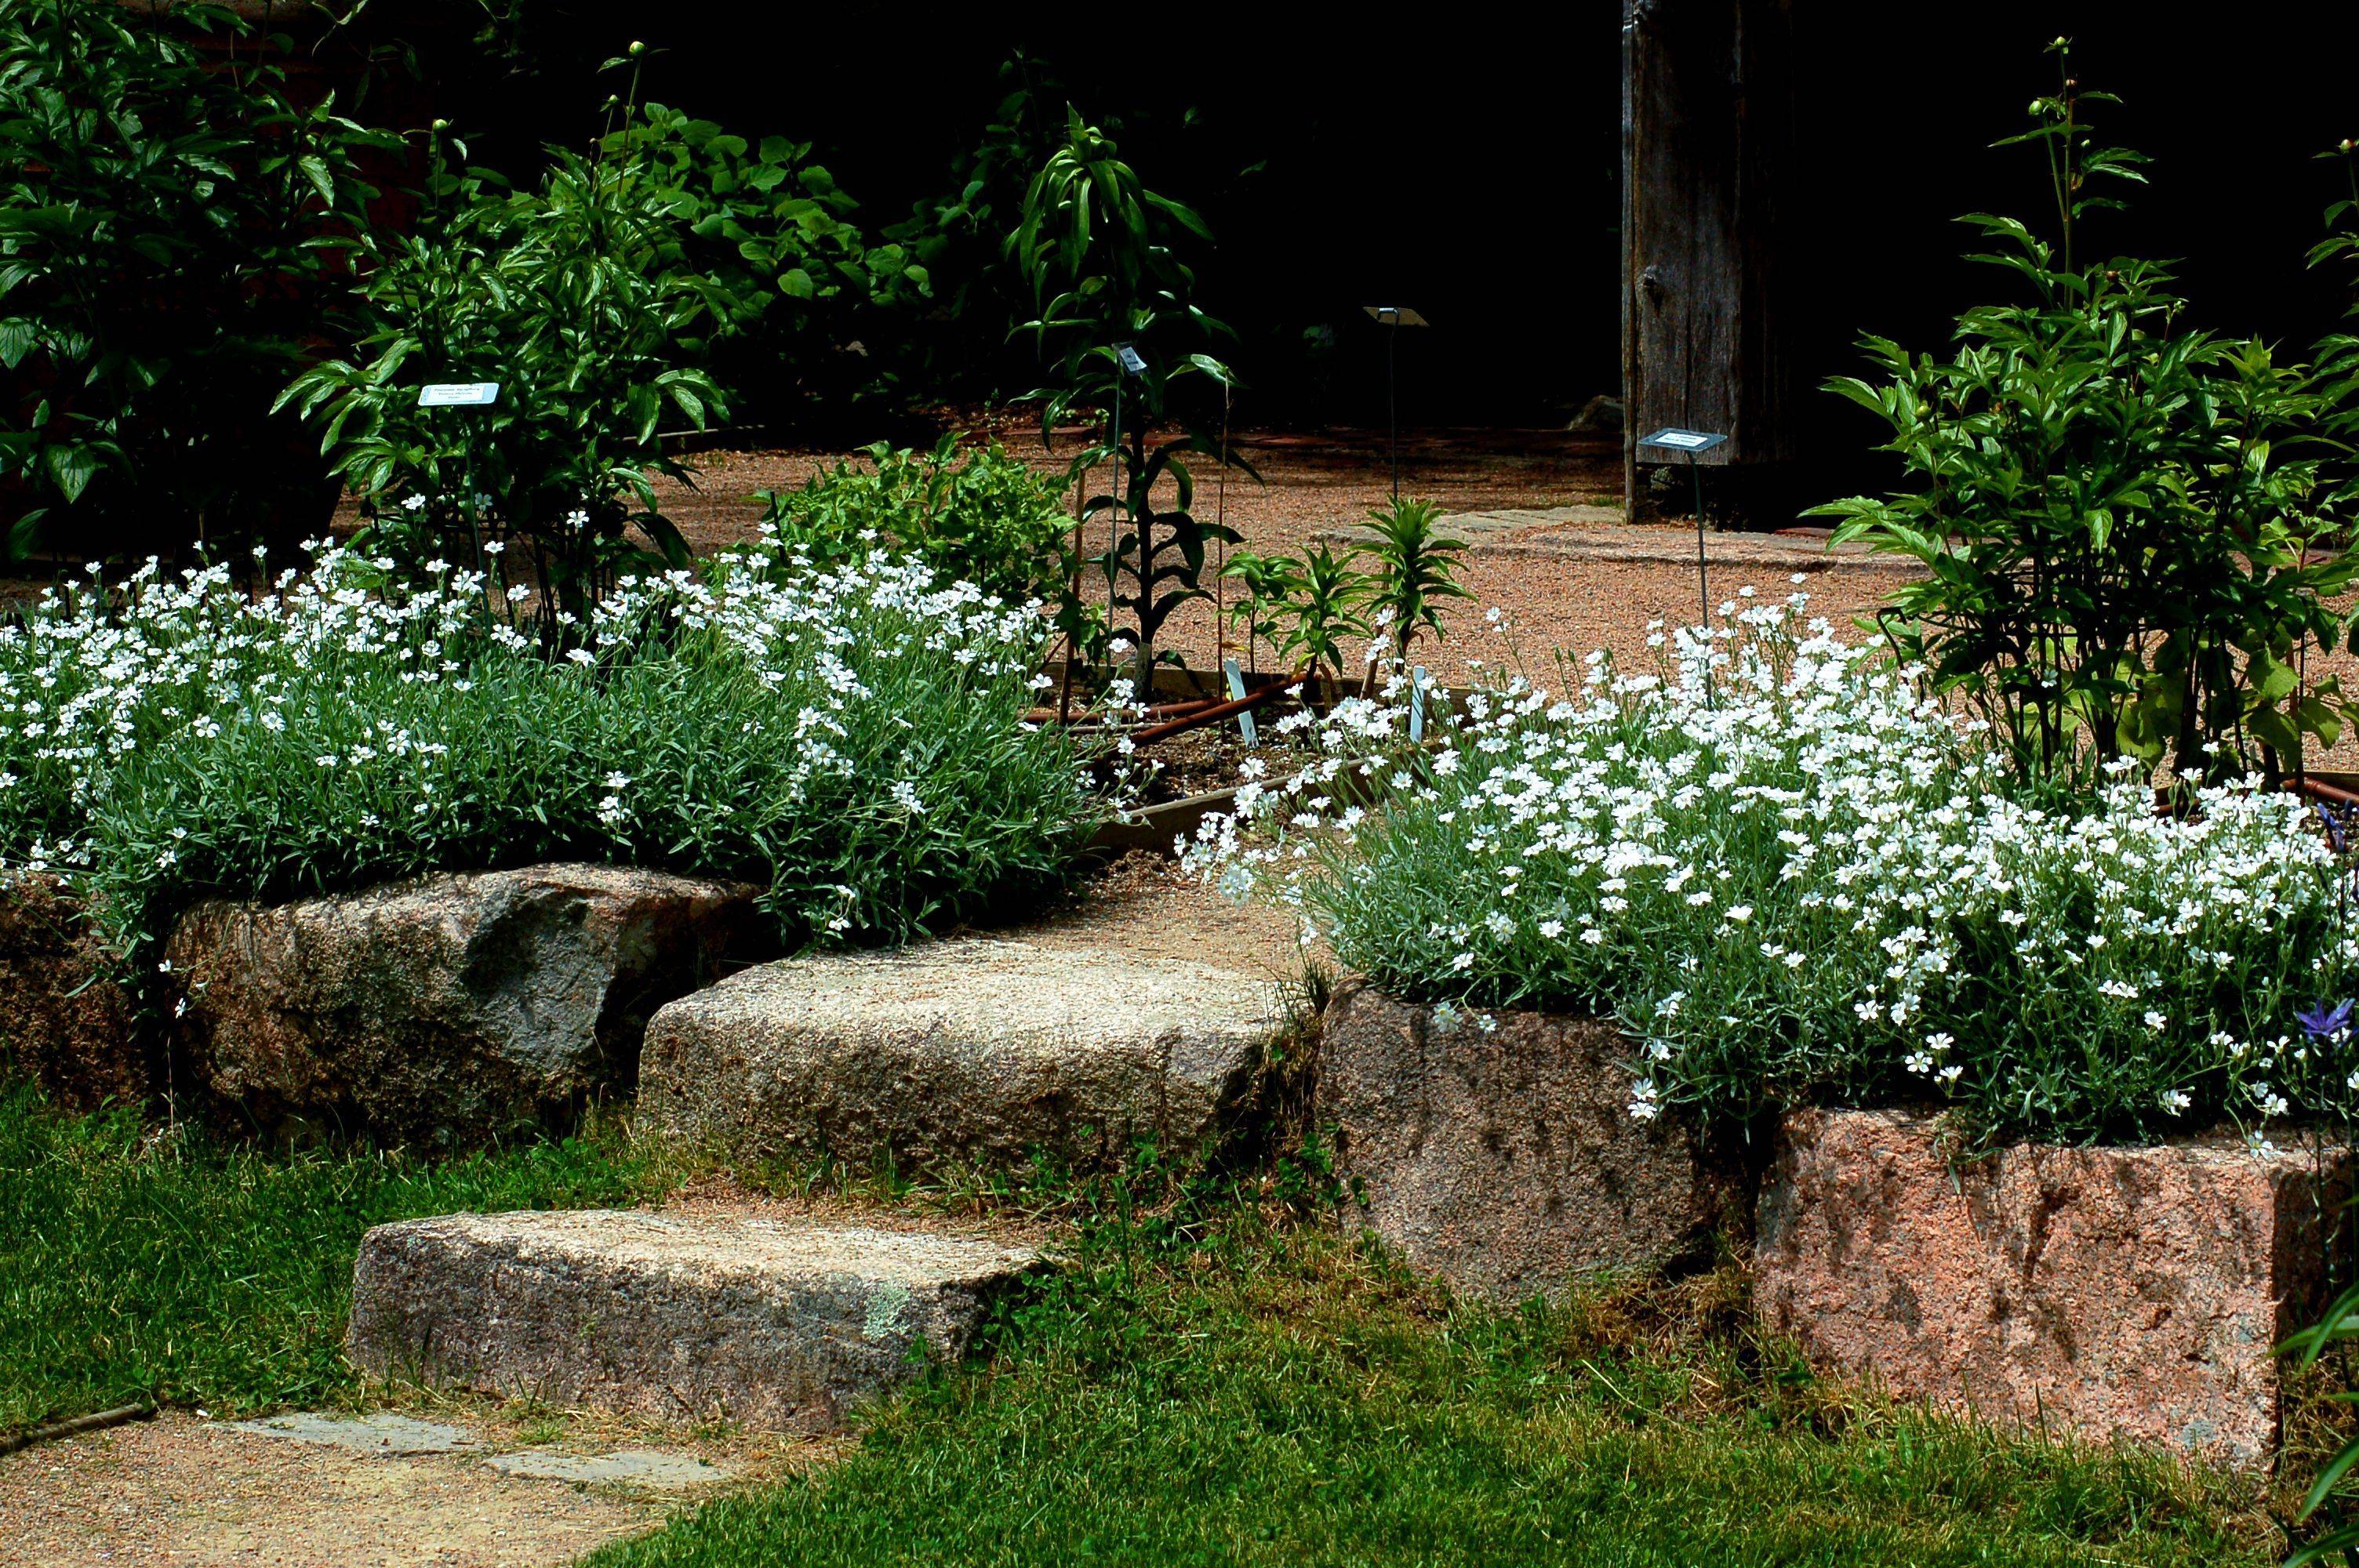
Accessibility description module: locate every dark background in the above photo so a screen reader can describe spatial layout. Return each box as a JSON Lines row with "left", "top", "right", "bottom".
{"left": 370, "top": 3, "right": 2359, "bottom": 500}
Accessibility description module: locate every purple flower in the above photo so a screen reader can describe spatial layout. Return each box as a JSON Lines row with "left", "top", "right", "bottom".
{"left": 2298, "top": 999, "right": 2354, "bottom": 1039}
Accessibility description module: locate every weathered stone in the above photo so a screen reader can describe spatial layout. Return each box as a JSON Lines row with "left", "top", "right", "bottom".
{"left": 347, "top": 1209, "right": 1041, "bottom": 1432}
{"left": 1315, "top": 979, "right": 1733, "bottom": 1302}
{"left": 168, "top": 864, "right": 760, "bottom": 1142}
{"left": 224, "top": 1412, "right": 481, "bottom": 1455}
{"left": 482, "top": 1450, "right": 732, "bottom": 1490}
{"left": 639, "top": 938, "right": 1279, "bottom": 1167}
{"left": 0, "top": 872, "right": 146, "bottom": 1110}
{"left": 1754, "top": 1108, "right": 2354, "bottom": 1467}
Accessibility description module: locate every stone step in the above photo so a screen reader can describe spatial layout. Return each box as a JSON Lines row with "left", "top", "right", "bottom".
{"left": 638, "top": 937, "right": 1281, "bottom": 1167}
{"left": 346, "top": 1210, "right": 1040, "bottom": 1432}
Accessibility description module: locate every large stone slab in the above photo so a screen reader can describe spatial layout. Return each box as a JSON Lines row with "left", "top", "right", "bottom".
{"left": 1754, "top": 1109, "right": 2354, "bottom": 1467}
{"left": 639, "top": 938, "right": 1279, "bottom": 1167}
{"left": 347, "top": 1209, "right": 1040, "bottom": 1431}
{"left": 1316, "top": 979, "right": 1733, "bottom": 1302}
{"left": 0, "top": 872, "right": 146, "bottom": 1110}
{"left": 168, "top": 864, "right": 759, "bottom": 1142}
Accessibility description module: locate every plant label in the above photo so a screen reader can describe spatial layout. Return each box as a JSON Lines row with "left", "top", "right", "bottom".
{"left": 1224, "top": 658, "right": 1256, "bottom": 748}
{"left": 418, "top": 382, "right": 501, "bottom": 408}
{"left": 1637, "top": 427, "right": 1727, "bottom": 453}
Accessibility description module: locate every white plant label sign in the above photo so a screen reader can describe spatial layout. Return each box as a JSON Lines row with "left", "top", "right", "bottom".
{"left": 418, "top": 382, "right": 500, "bottom": 408}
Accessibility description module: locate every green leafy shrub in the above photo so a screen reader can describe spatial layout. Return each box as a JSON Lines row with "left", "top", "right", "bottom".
{"left": 0, "top": 0, "right": 391, "bottom": 560}
{"left": 613, "top": 96, "right": 923, "bottom": 418}
{"left": 0, "top": 541, "right": 1097, "bottom": 960}
{"left": 1361, "top": 495, "right": 1470, "bottom": 662}
{"left": 1192, "top": 597, "right": 2359, "bottom": 1150}
{"left": 755, "top": 434, "right": 1072, "bottom": 609}
{"left": 279, "top": 72, "right": 727, "bottom": 621}
{"left": 1811, "top": 44, "right": 2358, "bottom": 787}
{"left": 281, "top": 51, "right": 909, "bottom": 621}
{"left": 1011, "top": 109, "right": 1245, "bottom": 684}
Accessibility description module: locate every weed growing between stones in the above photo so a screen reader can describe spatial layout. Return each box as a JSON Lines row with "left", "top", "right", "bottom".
{"left": 1187, "top": 592, "right": 2359, "bottom": 1149}
{"left": 0, "top": 536, "right": 1102, "bottom": 964}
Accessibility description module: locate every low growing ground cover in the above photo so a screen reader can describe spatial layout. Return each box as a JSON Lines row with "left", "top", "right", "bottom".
{"left": 0, "top": 535, "right": 1096, "bottom": 958}
{"left": 1191, "top": 593, "right": 2359, "bottom": 1149}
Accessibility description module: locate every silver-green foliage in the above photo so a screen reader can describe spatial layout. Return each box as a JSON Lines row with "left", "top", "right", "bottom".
{"left": 1197, "top": 598, "right": 2359, "bottom": 1149}
{"left": 0, "top": 542, "right": 1097, "bottom": 958}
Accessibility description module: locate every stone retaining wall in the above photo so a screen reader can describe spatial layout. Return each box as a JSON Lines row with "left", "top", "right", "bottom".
{"left": 1755, "top": 1107, "right": 2350, "bottom": 1468}
{"left": 1324, "top": 980, "right": 2353, "bottom": 1466}
{"left": 1316, "top": 978, "right": 1742, "bottom": 1302}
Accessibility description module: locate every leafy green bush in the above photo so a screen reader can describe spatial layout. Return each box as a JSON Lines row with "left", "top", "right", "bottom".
{"left": 613, "top": 97, "right": 924, "bottom": 419}
{"left": 0, "top": 0, "right": 391, "bottom": 560}
{"left": 281, "top": 52, "right": 912, "bottom": 620}
{"left": 0, "top": 540, "right": 1097, "bottom": 960}
{"left": 279, "top": 78, "right": 726, "bottom": 619}
{"left": 1193, "top": 597, "right": 2359, "bottom": 1150}
{"left": 1811, "top": 45, "right": 2358, "bottom": 787}
{"left": 755, "top": 434, "right": 1072, "bottom": 610}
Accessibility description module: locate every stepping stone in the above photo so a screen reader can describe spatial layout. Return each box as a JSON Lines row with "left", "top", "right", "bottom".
{"left": 485, "top": 1449, "right": 733, "bottom": 1490}
{"left": 224, "top": 1411, "right": 480, "bottom": 1455}
{"left": 638, "top": 937, "right": 1281, "bottom": 1166}
{"left": 347, "top": 1210, "right": 1041, "bottom": 1432}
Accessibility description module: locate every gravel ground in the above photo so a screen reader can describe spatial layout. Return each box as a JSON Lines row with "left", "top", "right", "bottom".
{"left": 0, "top": 1412, "right": 656, "bottom": 1567}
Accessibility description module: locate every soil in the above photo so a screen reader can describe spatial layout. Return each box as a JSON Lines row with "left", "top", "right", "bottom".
{"left": 0, "top": 1409, "right": 700, "bottom": 1568}
{"left": 1001, "top": 849, "right": 1312, "bottom": 984}
{"left": 0, "top": 1234, "right": 852, "bottom": 1568}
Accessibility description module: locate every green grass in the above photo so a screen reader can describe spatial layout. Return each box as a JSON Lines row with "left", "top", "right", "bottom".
{"left": 0, "top": 1087, "right": 2292, "bottom": 1563}
{"left": 0, "top": 1082, "right": 658, "bottom": 1431}
{"left": 594, "top": 1174, "right": 2284, "bottom": 1568}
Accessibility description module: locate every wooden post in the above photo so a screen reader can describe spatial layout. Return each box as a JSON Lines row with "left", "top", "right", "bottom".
{"left": 1623, "top": 0, "right": 1797, "bottom": 522}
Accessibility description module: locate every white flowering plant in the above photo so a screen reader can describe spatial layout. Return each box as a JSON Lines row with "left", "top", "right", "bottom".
{"left": 1188, "top": 589, "right": 2359, "bottom": 1149}
{"left": 0, "top": 536, "right": 1100, "bottom": 960}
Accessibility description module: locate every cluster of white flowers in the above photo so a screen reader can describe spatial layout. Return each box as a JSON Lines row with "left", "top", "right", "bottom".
{"left": 0, "top": 537, "right": 1084, "bottom": 951}
{"left": 1188, "top": 588, "right": 2359, "bottom": 1145}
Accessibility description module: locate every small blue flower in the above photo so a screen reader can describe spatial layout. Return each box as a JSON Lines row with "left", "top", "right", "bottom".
{"left": 2297, "top": 999, "right": 2354, "bottom": 1039}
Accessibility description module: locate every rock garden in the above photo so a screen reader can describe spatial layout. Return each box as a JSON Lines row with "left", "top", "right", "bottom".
{"left": 9, "top": 8, "right": 2359, "bottom": 1566}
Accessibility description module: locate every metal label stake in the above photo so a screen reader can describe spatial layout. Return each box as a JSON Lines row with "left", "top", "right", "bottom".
{"left": 1363, "top": 306, "right": 1429, "bottom": 503}
{"left": 1637, "top": 426, "right": 1728, "bottom": 699}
